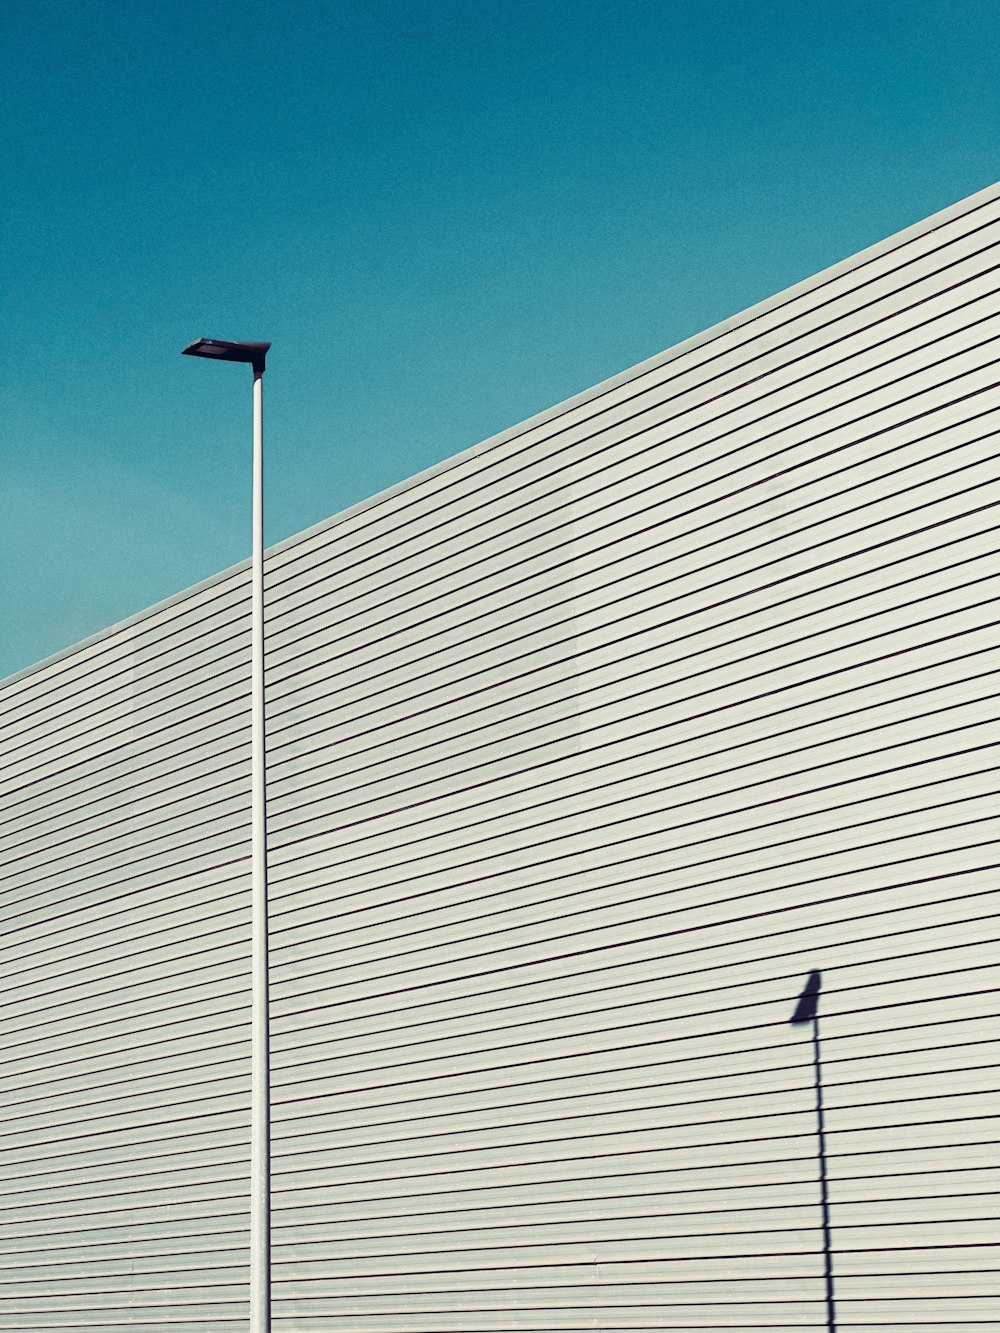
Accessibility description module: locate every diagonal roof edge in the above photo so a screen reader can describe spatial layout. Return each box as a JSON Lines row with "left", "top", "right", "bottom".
{"left": 4, "top": 177, "right": 999, "bottom": 693}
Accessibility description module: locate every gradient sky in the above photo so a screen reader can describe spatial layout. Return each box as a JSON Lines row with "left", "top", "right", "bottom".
{"left": 2, "top": 0, "right": 998, "bottom": 680}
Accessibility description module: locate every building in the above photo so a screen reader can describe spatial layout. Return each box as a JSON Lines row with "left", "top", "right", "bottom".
{"left": 1, "top": 182, "right": 998, "bottom": 1331}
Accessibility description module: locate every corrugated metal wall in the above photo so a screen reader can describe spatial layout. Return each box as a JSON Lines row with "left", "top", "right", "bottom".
{"left": 2, "top": 182, "right": 999, "bottom": 1330}
{"left": 0, "top": 576, "right": 254, "bottom": 1329}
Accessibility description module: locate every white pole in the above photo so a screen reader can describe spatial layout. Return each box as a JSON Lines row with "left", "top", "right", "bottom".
{"left": 249, "top": 364, "right": 271, "bottom": 1333}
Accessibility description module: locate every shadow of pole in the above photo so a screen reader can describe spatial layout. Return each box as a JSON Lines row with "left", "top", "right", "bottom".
{"left": 791, "top": 970, "right": 836, "bottom": 1333}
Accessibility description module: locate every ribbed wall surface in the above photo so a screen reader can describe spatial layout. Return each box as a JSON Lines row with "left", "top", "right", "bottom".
{"left": 0, "top": 578, "right": 254, "bottom": 1331}
{"left": 2, "top": 183, "right": 999, "bottom": 1330}
{"left": 262, "top": 185, "right": 1000, "bottom": 1330}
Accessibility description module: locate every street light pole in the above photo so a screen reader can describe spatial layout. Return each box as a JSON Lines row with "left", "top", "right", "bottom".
{"left": 182, "top": 337, "right": 273, "bottom": 1333}
{"left": 249, "top": 355, "right": 269, "bottom": 1333}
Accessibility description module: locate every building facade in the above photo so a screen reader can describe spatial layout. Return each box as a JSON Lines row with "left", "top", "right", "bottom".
{"left": 2, "top": 183, "right": 999, "bottom": 1330}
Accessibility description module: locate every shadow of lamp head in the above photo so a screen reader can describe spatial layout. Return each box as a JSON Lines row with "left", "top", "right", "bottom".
{"left": 791, "top": 969, "right": 822, "bottom": 1025}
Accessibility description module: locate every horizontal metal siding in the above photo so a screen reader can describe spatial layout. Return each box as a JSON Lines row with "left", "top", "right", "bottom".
{"left": 255, "top": 189, "right": 1000, "bottom": 604}
{"left": 2, "top": 183, "right": 999, "bottom": 1331}
{"left": 257, "top": 232, "right": 1000, "bottom": 676}
{"left": 260, "top": 188, "right": 1000, "bottom": 1329}
{"left": 0, "top": 588, "right": 252, "bottom": 1328}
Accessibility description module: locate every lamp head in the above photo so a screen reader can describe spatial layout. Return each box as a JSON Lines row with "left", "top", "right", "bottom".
{"left": 182, "top": 338, "right": 270, "bottom": 373}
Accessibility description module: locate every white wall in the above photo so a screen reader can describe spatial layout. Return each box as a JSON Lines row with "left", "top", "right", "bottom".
{"left": 2, "top": 181, "right": 999, "bottom": 1330}
{"left": 0, "top": 569, "right": 254, "bottom": 1329}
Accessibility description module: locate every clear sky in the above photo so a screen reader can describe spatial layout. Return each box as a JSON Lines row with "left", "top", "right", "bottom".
{"left": 2, "top": 0, "right": 998, "bottom": 681}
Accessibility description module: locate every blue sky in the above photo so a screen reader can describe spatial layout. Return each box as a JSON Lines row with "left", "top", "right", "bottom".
{"left": 2, "top": 0, "right": 998, "bottom": 680}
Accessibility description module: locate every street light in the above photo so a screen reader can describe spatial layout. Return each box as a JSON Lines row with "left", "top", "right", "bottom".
{"left": 183, "top": 337, "right": 272, "bottom": 1333}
